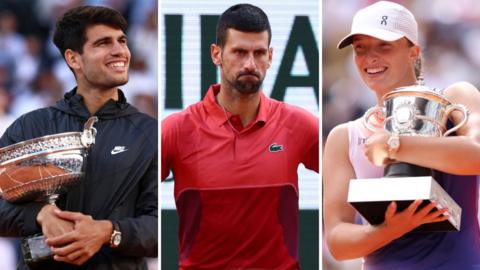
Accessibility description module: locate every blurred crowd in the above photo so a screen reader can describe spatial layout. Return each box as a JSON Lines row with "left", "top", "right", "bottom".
{"left": 323, "top": 0, "right": 480, "bottom": 269}
{"left": 0, "top": 0, "right": 157, "bottom": 269}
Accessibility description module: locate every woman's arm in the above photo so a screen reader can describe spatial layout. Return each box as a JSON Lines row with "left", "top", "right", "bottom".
{"left": 323, "top": 124, "right": 447, "bottom": 260}
{"left": 364, "top": 82, "right": 480, "bottom": 175}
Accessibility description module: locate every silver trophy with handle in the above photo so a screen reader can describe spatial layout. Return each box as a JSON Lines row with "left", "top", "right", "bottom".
{"left": 0, "top": 116, "right": 98, "bottom": 265}
{"left": 347, "top": 83, "right": 468, "bottom": 232}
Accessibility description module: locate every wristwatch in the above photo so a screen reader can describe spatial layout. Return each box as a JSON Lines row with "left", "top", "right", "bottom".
{"left": 387, "top": 133, "right": 400, "bottom": 160}
{"left": 109, "top": 221, "right": 122, "bottom": 248}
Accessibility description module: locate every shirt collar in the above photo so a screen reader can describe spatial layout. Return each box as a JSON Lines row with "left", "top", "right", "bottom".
{"left": 203, "top": 84, "right": 269, "bottom": 127}
{"left": 56, "top": 87, "right": 135, "bottom": 120}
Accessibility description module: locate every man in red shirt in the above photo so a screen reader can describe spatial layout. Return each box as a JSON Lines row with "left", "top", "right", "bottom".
{"left": 162, "top": 4, "right": 318, "bottom": 269}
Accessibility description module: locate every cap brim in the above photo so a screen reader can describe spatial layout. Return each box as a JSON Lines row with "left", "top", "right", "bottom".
{"left": 337, "top": 28, "right": 404, "bottom": 49}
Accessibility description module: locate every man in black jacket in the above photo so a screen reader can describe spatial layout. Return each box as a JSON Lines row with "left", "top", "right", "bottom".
{"left": 0, "top": 6, "right": 157, "bottom": 269}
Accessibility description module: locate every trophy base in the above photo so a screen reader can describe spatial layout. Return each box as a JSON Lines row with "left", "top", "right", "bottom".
{"left": 21, "top": 234, "right": 53, "bottom": 266}
{"left": 347, "top": 176, "right": 461, "bottom": 232}
{"left": 384, "top": 162, "right": 431, "bottom": 178}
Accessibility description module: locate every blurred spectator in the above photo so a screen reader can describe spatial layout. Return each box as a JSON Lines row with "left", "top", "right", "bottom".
{"left": 13, "top": 34, "right": 43, "bottom": 91}
{"left": 0, "top": 87, "right": 14, "bottom": 133}
{"left": 123, "top": 57, "right": 157, "bottom": 118}
{"left": 129, "top": 6, "right": 158, "bottom": 78}
{"left": 0, "top": 10, "right": 26, "bottom": 60}
{"left": 10, "top": 69, "right": 63, "bottom": 118}
{"left": 0, "top": 59, "right": 14, "bottom": 90}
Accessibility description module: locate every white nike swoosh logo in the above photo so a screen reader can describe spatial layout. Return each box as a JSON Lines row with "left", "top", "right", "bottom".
{"left": 111, "top": 149, "right": 128, "bottom": 155}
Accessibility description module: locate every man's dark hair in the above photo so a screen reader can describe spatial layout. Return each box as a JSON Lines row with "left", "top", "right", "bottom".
{"left": 53, "top": 6, "right": 127, "bottom": 58}
{"left": 216, "top": 4, "right": 271, "bottom": 47}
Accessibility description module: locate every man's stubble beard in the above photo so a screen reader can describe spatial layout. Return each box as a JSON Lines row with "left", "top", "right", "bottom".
{"left": 219, "top": 51, "right": 265, "bottom": 94}
{"left": 228, "top": 72, "right": 264, "bottom": 94}
{"left": 84, "top": 72, "right": 129, "bottom": 90}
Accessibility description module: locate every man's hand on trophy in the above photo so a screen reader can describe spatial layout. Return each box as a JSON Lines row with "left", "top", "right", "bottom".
{"left": 364, "top": 131, "right": 397, "bottom": 166}
{"left": 380, "top": 200, "right": 450, "bottom": 240}
{"left": 37, "top": 204, "right": 75, "bottom": 240}
{"left": 44, "top": 210, "right": 113, "bottom": 266}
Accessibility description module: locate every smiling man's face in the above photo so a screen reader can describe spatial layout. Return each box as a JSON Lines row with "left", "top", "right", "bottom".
{"left": 72, "top": 24, "right": 130, "bottom": 90}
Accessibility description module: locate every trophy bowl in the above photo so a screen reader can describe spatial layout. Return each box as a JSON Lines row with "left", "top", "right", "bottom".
{"left": 0, "top": 132, "right": 89, "bottom": 203}
{"left": 0, "top": 116, "right": 97, "bottom": 265}
{"left": 382, "top": 85, "right": 468, "bottom": 136}
{"left": 364, "top": 84, "right": 468, "bottom": 137}
{"left": 0, "top": 116, "right": 97, "bottom": 204}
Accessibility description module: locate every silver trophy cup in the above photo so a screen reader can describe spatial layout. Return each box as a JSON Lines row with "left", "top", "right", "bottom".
{"left": 0, "top": 116, "right": 98, "bottom": 265}
{"left": 348, "top": 84, "right": 468, "bottom": 232}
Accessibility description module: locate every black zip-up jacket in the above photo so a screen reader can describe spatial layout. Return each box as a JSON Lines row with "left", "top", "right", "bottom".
{"left": 0, "top": 88, "right": 158, "bottom": 270}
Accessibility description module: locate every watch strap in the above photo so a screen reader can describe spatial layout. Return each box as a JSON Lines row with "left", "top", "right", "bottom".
{"left": 387, "top": 133, "right": 400, "bottom": 160}
{"left": 109, "top": 221, "right": 122, "bottom": 248}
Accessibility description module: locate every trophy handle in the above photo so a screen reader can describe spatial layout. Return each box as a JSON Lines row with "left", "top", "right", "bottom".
{"left": 444, "top": 104, "right": 469, "bottom": 137}
{"left": 362, "top": 106, "right": 385, "bottom": 132}
{"left": 80, "top": 116, "right": 98, "bottom": 147}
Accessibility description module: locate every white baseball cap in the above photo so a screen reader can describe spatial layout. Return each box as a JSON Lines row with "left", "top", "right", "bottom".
{"left": 337, "top": 1, "right": 418, "bottom": 49}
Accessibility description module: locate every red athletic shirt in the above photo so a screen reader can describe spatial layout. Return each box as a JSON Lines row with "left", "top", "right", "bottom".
{"left": 162, "top": 84, "right": 318, "bottom": 269}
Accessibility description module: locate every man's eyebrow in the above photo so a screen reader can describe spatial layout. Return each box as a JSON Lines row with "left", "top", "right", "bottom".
{"left": 92, "top": 36, "right": 112, "bottom": 45}
{"left": 92, "top": 34, "right": 127, "bottom": 45}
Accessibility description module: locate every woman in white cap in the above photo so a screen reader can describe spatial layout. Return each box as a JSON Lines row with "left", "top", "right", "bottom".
{"left": 324, "top": 1, "right": 480, "bottom": 269}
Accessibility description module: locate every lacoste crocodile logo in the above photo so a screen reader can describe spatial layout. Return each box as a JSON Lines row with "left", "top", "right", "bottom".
{"left": 111, "top": 146, "right": 128, "bottom": 155}
{"left": 269, "top": 143, "right": 284, "bottom": 153}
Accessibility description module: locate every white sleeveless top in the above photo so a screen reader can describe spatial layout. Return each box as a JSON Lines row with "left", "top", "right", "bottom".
{"left": 347, "top": 118, "right": 383, "bottom": 179}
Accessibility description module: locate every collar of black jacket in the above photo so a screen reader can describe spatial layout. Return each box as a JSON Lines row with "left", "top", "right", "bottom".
{"left": 54, "top": 87, "right": 139, "bottom": 120}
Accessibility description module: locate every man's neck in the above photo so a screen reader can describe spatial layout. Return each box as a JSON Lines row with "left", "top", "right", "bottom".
{"left": 76, "top": 85, "right": 118, "bottom": 115}
{"left": 217, "top": 84, "right": 260, "bottom": 127}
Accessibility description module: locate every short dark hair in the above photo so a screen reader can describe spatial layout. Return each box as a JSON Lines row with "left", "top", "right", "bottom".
{"left": 216, "top": 4, "right": 271, "bottom": 47}
{"left": 53, "top": 6, "right": 127, "bottom": 58}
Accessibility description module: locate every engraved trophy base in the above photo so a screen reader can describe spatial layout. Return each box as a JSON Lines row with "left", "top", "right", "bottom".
{"left": 384, "top": 163, "right": 432, "bottom": 178}
{"left": 22, "top": 195, "right": 57, "bottom": 265}
{"left": 347, "top": 176, "right": 462, "bottom": 232}
{"left": 21, "top": 234, "right": 53, "bottom": 266}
